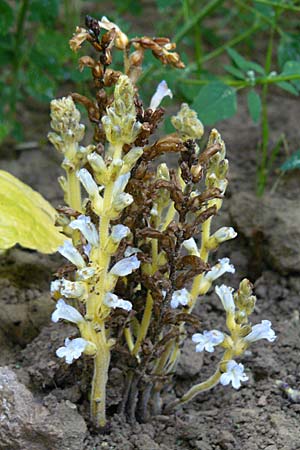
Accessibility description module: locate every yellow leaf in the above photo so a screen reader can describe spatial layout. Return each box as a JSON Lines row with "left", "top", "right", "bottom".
{"left": 0, "top": 170, "right": 65, "bottom": 254}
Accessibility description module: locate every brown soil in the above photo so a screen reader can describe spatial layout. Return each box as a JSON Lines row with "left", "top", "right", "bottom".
{"left": 1, "top": 89, "right": 300, "bottom": 450}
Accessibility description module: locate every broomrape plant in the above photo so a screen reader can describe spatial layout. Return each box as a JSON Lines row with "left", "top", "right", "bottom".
{"left": 49, "top": 15, "right": 275, "bottom": 427}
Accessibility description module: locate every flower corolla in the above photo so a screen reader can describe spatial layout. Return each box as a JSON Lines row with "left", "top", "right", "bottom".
{"left": 220, "top": 360, "right": 248, "bottom": 389}
{"left": 192, "top": 330, "right": 224, "bottom": 353}
{"left": 244, "top": 320, "right": 276, "bottom": 343}
{"left": 110, "top": 255, "right": 140, "bottom": 276}
{"left": 215, "top": 284, "right": 235, "bottom": 313}
{"left": 150, "top": 80, "right": 173, "bottom": 111}
{"left": 52, "top": 299, "right": 84, "bottom": 324}
{"left": 103, "top": 292, "right": 132, "bottom": 311}
{"left": 56, "top": 337, "right": 89, "bottom": 364}
{"left": 170, "top": 288, "right": 190, "bottom": 309}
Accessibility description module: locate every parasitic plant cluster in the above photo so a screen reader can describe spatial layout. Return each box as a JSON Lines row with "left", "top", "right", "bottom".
{"left": 48, "top": 15, "right": 276, "bottom": 427}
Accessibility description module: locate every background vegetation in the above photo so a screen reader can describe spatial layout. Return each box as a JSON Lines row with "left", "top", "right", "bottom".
{"left": 1, "top": 0, "right": 300, "bottom": 193}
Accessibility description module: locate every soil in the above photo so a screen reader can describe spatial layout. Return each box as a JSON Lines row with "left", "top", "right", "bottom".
{"left": 1, "top": 77, "right": 300, "bottom": 448}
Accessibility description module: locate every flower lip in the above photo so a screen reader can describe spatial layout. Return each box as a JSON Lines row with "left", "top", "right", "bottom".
{"left": 69, "top": 215, "right": 99, "bottom": 246}
{"left": 56, "top": 337, "right": 89, "bottom": 364}
{"left": 220, "top": 360, "right": 249, "bottom": 389}
{"left": 150, "top": 80, "right": 173, "bottom": 111}
{"left": 58, "top": 240, "right": 86, "bottom": 269}
{"left": 170, "top": 288, "right": 190, "bottom": 309}
{"left": 111, "top": 224, "right": 130, "bottom": 243}
{"left": 110, "top": 255, "right": 140, "bottom": 277}
{"left": 192, "top": 330, "right": 224, "bottom": 353}
{"left": 51, "top": 298, "right": 84, "bottom": 324}
{"left": 244, "top": 320, "right": 276, "bottom": 343}
{"left": 204, "top": 257, "right": 235, "bottom": 282}
{"left": 77, "top": 168, "right": 98, "bottom": 197}
{"left": 215, "top": 284, "right": 235, "bottom": 313}
{"left": 103, "top": 292, "right": 132, "bottom": 311}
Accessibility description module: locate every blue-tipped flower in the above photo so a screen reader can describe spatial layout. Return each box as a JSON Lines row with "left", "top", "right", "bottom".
{"left": 58, "top": 240, "right": 85, "bottom": 268}
{"left": 220, "top": 360, "right": 248, "bottom": 389}
{"left": 170, "top": 288, "right": 190, "bottom": 309}
{"left": 192, "top": 330, "right": 224, "bottom": 353}
{"left": 110, "top": 255, "right": 140, "bottom": 276}
{"left": 111, "top": 224, "right": 130, "bottom": 243}
{"left": 103, "top": 292, "right": 132, "bottom": 311}
{"left": 204, "top": 258, "right": 235, "bottom": 283}
{"left": 77, "top": 168, "right": 99, "bottom": 198}
{"left": 69, "top": 215, "right": 99, "bottom": 246}
{"left": 56, "top": 337, "right": 89, "bottom": 364}
{"left": 244, "top": 320, "right": 276, "bottom": 343}
{"left": 150, "top": 80, "right": 173, "bottom": 111}
{"left": 52, "top": 299, "right": 84, "bottom": 324}
{"left": 215, "top": 284, "right": 235, "bottom": 313}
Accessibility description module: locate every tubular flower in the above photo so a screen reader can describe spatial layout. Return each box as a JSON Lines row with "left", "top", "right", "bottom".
{"left": 110, "top": 255, "right": 140, "bottom": 276}
{"left": 103, "top": 292, "right": 132, "bottom": 311}
{"left": 56, "top": 337, "right": 89, "bottom": 364}
{"left": 244, "top": 320, "right": 276, "bottom": 343}
{"left": 149, "top": 80, "right": 173, "bottom": 110}
{"left": 204, "top": 258, "right": 235, "bottom": 282}
{"left": 69, "top": 215, "right": 99, "bottom": 246}
{"left": 77, "top": 168, "right": 99, "bottom": 198}
{"left": 58, "top": 240, "right": 86, "bottom": 269}
{"left": 192, "top": 330, "right": 224, "bottom": 353}
{"left": 215, "top": 285, "right": 235, "bottom": 313}
{"left": 51, "top": 279, "right": 86, "bottom": 299}
{"left": 170, "top": 288, "right": 190, "bottom": 308}
{"left": 220, "top": 360, "right": 249, "bottom": 389}
{"left": 52, "top": 299, "right": 84, "bottom": 324}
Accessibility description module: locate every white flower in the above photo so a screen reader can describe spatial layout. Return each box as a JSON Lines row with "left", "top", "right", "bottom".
{"left": 110, "top": 255, "right": 140, "bottom": 276}
{"left": 124, "top": 246, "right": 141, "bottom": 257}
{"left": 244, "top": 320, "right": 276, "bottom": 343}
{"left": 103, "top": 292, "right": 132, "bottom": 311}
{"left": 212, "top": 227, "right": 237, "bottom": 243}
{"left": 150, "top": 80, "right": 173, "bottom": 111}
{"left": 113, "top": 192, "right": 134, "bottom": 211}
{"left": 192, "top": 330, "right": 224, "bottom": 353}
{"left": 220, "top": 360, "right": 249, "bottom": 389}
{"left": 58, "top": 240, "right": 86, "bottom": 268}
{"left": 76, "top": 267, "right": 95, "bottom": 281}
{"left": 69, "top": 215, "right": 99, "bottom": 246}
{"left": 204, "top": 258, "right": 235, "bottom": 282}
{"left": 111, "top": 224, "right": 130, "bottom": 243}
{"left": 182, "top": 237, "right": 199, "bottom": 255}
{"left": 215, "top": 285, "right": 235, "bottom": 313}
{"left": 51, "top": 299, "right": 84, "bottom": 324}
{"left": 51, "top": 279, "right": 86, "bottom": 298}
{"left": 77, "top": 168, "right": 99, "bottom": 197}
{"left": 113, "top": 172, "right": 130, "bottom": 196}
{"left": 170, "top": 288, "right": 190, "bottom": 308}
{"left": 56, "top": 337, "right": 89, "bottom": 364}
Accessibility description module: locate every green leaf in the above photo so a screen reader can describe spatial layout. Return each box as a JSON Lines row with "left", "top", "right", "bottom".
{"left": 247, "top": 89, "right": 261, "bottom": 123}
{"left": 281, "top": 60, "right": 300, "bottom": 76}
{"left": 25, "top": 68, "right": 56, "bottom": 102}
{"left": 192, "top": 82, "right": 237, "bottom": 125}
{"left": 227, "top": 48, "right": 265, "bottom": 75}
{"left": 0, "top": 0, "right": 14, "bottom": 35}
{"left": 278, "top": 34, "right": 300, "bottom": 69}
{"left": 224, "top": 64, "right": 245, "bottom": 80}
{"left": 280, "top": 150, "right": 300, "bottom": 172}
{"left": 276, "top": 81, "right": 299, "bottom": 96}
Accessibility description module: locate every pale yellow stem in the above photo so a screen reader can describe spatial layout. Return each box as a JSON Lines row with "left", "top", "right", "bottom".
{"left": 165, "top": 349, "right": 233, "bottom": 412}
{"left": 132, "top": 291, "right": 153, "bottom": 357}
{"left": 90, "top": 332, "right": 111, "bottom": 427}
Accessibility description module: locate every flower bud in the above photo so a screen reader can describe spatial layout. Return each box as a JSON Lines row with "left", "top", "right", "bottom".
{"left": 171, "top": 103, "right": 204, "bottom": 140}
